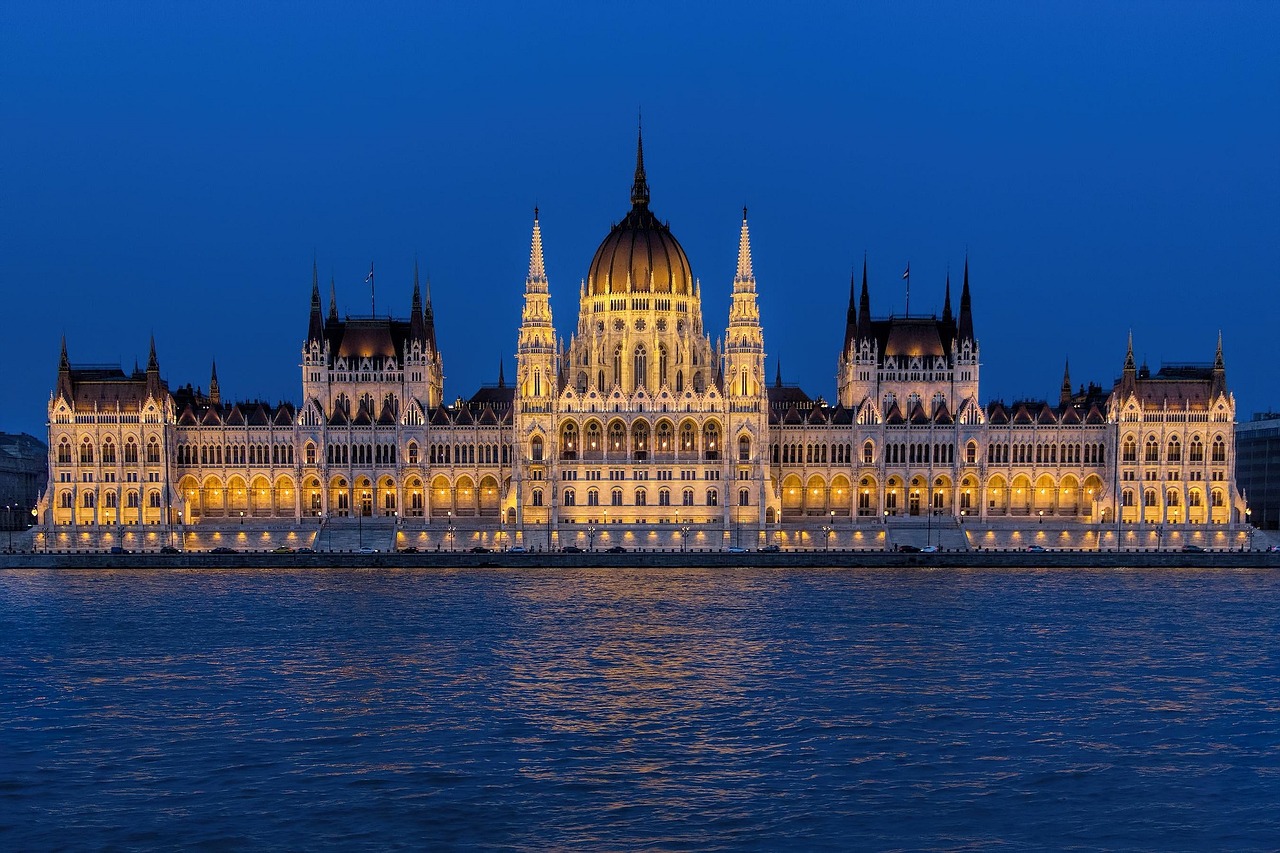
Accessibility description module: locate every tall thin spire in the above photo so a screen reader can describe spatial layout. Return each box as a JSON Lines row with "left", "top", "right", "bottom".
{"left": 57, "top": 336, "right": 73, "bottom": 401}
{"left": 497, "top": 358, "right": 506, "bottom": 388}
{"left": 210, "top": 360, "right": 220, "bottom": 405}
{"left": 735, "top": 206, "right": 753, "bottom": 284}
{"left": 1124, "top": 329, "right": 1136, "bottom": 372}
{"left": 423, "top": 275, "right": 437, "bottom": 351}
{"left": 528, "top": 207, "right": 547, "bottom": 284}
{"left": 59, "top": 335, "right": 69, "bottom": 370}
{"left": 856, "top": 258, "right": 872, "bottom": 344}
{"left": 1060, "top": 358, "right": 1072, "bottom": 407}
{"left": 942, "top": 270, "right": 953, "bottom": 325}
{"left": 308, "top": 260, "right": 324, "bottom": 342}
{"left": 775, "top": 360, "right": 783, "bottom": 387}
{"left": 328, "top": 276, "right": 338, "bottom": 322}
{"left": 842, "top": 265, "right": 859, "bottom": 357}
{"left": 409, "top": 260, "right": 425, "bottom": 343}
{"left": 147, "top": 334, "right": 159, "bottom": 372}
{"left": 1212, "top": 330, "right": 1226, "bottom": 397}
{"left": 1214, "top": 330, "right": 1224, "bottom": 370}
{"left": 957, "top": 256, "right": 974, "bottom": 343}
{"left": 631, "top": 120, "right": 650, "bottom": 208}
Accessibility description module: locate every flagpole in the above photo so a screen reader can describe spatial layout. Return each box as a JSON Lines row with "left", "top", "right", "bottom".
{"left": 903, "top": 262, "right": 910, "bottom": 317}
{"left": 366, "top": 262, "right": 375, "bottom": 316}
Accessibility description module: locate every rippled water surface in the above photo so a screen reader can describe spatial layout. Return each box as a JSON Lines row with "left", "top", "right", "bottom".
{"left": 3, "top": 566, "right": 1279, "bottom": 850}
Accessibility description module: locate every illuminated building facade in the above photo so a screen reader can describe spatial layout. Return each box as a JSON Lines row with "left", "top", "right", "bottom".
{"left": 38, "top": 134, "right": 1249, "bottom": 550}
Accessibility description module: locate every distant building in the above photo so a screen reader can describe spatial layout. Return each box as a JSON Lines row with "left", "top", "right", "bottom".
{"left": 0, "top": 432, "right": 46, "bottom": 529}
{"left": 1234, "top": 413, "right": 1280, "bottom": 530}
{"left": 34, "top": 133, "right": 1249, "bottom": 549}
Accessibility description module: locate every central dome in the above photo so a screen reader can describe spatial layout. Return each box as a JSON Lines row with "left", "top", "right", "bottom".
{"left": 586, "top": 134, "right": 693, "bottom": 297}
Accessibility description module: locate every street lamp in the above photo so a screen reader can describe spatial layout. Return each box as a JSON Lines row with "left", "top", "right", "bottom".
{"left": 4, "top": 504, "right": 12, "bottom": 554}
{"left": 822, "top": 524, "right": 832, "bottom": 552}
{"left": 588, "top": 525, "right": 597, "bottom": 551}
{"left": 446, "top": 510, "right": 454, "bottom": 552}
{"left": 1038, "top": 509, "right": 1044, "bottom": 525}
{"left": 680, "top": 525, "right": 690, "bottom": 554}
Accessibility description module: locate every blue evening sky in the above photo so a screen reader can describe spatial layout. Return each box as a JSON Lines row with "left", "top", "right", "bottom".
{"left": 2, "top": 2, "right": 1277, "bottom": 439}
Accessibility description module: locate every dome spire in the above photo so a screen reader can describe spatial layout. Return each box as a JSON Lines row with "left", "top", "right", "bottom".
{"left": 631, "top": 117, "right": 650, "bottom": 209}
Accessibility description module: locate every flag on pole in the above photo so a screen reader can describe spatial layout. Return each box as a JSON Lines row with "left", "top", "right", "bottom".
{"left": 366, "top": 262, "right": 375, "bottom": 315}
{"left": 902, "top": 262, "right": 910, "bottom": 316}
{"left": 902, "top": 263, "right": 910, "bottom": 280}
{"left": 365, "top": 262, "right": 374, "bottom": 284}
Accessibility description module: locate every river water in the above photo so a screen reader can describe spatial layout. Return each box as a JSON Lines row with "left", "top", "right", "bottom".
{"left": 2, "top": 566, "right": 1278, "bottom": 850}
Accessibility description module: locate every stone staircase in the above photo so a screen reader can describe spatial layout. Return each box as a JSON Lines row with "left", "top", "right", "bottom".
{"left": 885, "top": 517, "right": 971, "bottom": 551}
{"left": 316, "top": 518, "right": 398, "bottom": 552}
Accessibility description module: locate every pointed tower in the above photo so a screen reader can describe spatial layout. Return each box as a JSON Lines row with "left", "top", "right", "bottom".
{"left": 56, "top": 335, "right": 73, "bottom": 402}
{"left": 409, "top": 265, "right": 444, "bottom": 409}
{"left": 409, "top": 262, "right": 425, "bottom": 344}
{"left": 957, "top": 257, "right": 974, "bottom": 344}
{"left": 1060, "top": 359, "right": 1072, "bottom": 408}
{"left": 209, "top": 360, "right": 220, "bottom": 406}
{"left": 942, "top": 271, "right": 953, "bottom": 325}
{"left": 841, "top": 265, "right": 858, "bottom": 359}
{"left": 516, "top": 208, "right": 558, "bottom": 409}
{"left": 838, "top": 259, "right": 878, "bottom": 407}
{"left": 328, "top": 276, "right": 339, "bottom": 323}
{"left": 1211, "top": 330, "right": 1227, "bottom": 399}
{"left": 951, "top": 255, "right": 980, "bottom": 412}
{"left": 308, "top": 261, "right": 324, "bottom": 343}
{"left": 723, "top": 207, "right": 766, "bottom": 401}
{"left": 145, "top": 335, "right": 164, "bottom": 399}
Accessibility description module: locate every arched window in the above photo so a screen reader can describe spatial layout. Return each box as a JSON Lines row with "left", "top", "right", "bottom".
{"left": 561, "top": 422, "right": 579, "bottom": 459}
{"left": 1122, "top": 488, "right": 1135, "bottom": 507}
{"left": 608, "top": 421, "right": 625, "bottom": 453}
{"left": 124, "top": 439, "right": 138, "bottom": 464}
{"left": 1211, "top": 488, "right": 1225, "bottom": 507}
{"left": 586, "top": 421, "right": 602, "bottom": 455}
{"left": 1211, "top": 436, "right": 1226, "bottom": 463}
{"left": 564, "top": 489, "right": 576, "bottom": 506}
{"left": 675, "top": 370, "right": 684, "bottom": 393}
{"left": 633, "top": 345, "right": 647, "bottom": 390}
{"left": 1144, "top": 489, "right": 1158, "bottom": 507}
{"left": 658, "top": 345, "right": 668, "bottom": 388}
{"left": 739, "top": 488, "right": 750, "bottom": 506}
{"left": 1190, "top": 436, "right": 1204, "bottom": 462}
{"left": 966, "top": 441, "right": 977, "bottom": 465}
{"left": 635, "top": 488, "right": 647, "bottom": 507}
{"left": 126, "top": 490, "right": 139, "bottom": 508}
{"left": 1122, "top": 435, "right": 1137, "bottom": 462}
{"left": 1167, "top": 436, "right": 1181, "bottom": 462}
{"left": 407, "top": 442, "right": 418, "bottom": 465}
{"left": 104, "top": 491, "right": 117, "bottom": 509}
{"left": 658, "top": 488, "right": 670, "bottom": 506}
{"left": 58, "top": 440, "right": 72, "bottom": 465}
{"left": 1144, "top": 436, "right": 1159, "bottom": 463}
{"left": 611, "top": 488, "right": 623, "bottom": 506}
{"left": 587, "top": 489, "right": 599, "bottom": 506}
{"left": 706, "top": 489, "right": 719, "bottom": 507}
{"left": 863, "top": 441, "right": 875, "bottom": 465}
{"left": 147, "top": 439, "right": 161, "bottom": 464}
{"left": 148, "top": 491, "right": 161, "bottom": 509}
{"left": 83, "top": 492, "right": 96, "bottom": 508}
{"left": 703, "top": 423, "right": 720, "bottom": 460}
{"left": 531, "top": 489, "right": 543, "bottom": 507}
{"left": 682, "top": 489, "right": 694, "bottom": 506}
{"left": 60, "top": 491, "right": 73, "bottom": 509}
{"left": 613, "top": 345, "right": 623, "bottom": 385}
{"left": 80, "top": 439, "right": 94, "bottom": 465}
{"left": 530, "top": 436, "right": 544, "bottom": 462}
{"left": 577, "top": 371, "right": 588, "bottom": 394}
{"left": 738, "top": 435, "right": 751, "bottom": 462}
{"left": 598, "top": 370, "right": 606, "bottom": 393}
{"left": 632, "top": 421, "right": 649, "bottom": 458}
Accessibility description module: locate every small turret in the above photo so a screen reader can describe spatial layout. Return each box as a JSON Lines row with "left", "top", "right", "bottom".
{"left": 942, "top": 270, "right": 953, "bottom": 325}
{"left": 1060, "top": 359, "right": 1072, "bottom": 408}
{"left": 56, "top": 336, "right": 73, "bottom": 401}
{"left": 957, "top": 257, "right": 974, "bottom": 344}
{"left": 209, "top": 360, "right": 220, "bottom": 405}
{"left": 409, "top": 261, "right": 425, "bottom": 344}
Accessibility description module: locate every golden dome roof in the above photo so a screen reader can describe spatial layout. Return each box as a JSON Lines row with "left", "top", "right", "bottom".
{"left": 586, "top": 132, "right": 693, "bottom": 297}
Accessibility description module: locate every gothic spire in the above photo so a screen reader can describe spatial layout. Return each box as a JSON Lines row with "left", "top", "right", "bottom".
{"left": 328, "top": 276, "right": 338, "bottom": 322}
{"left": 1124, "top": 330, "right": 1136, "bottom": 373}
{"left": 308, "top": 260, "right": 324, "bottom": 342}
{"left": 630, "top": 121, "right": 650, "bottom": 209}
{"left": 147, "top": 334, "right": 159, "bottom": 372}
{"left": 423, "top": 275, "right": 437, "bottom": 352}
{"left": 775, "top": 360, "right": 783, "bottom": 388}
{"left": 57, "top": 336, "right": 73, "bottom": 401}
{"left": 842, "top": 264, "right": 859, "bottom": 357}
{"left": 1214, "top": 330, "right": 1224, "bottom": 370}
{"left": 528, "top": 207, "right": 547, "bottom": 285}
{"left": 409, "top": 260, "right": 425, "bottom": 343}
{"left": 957, "top": 256, "right": 974, "bottom": 343}
{"left": 1212, "top": 331, "right": 1227, "bottom": 398}
{"left": 942, "top": 269, "right": 953, "bottom": 325}
{"left": 497, "top": 358, "right": 506, "bottom": 388}
{"left": 855, "top": 258, "right": 872, "bottom": 344}
{"left": 59, "top": 335, "right": 69, "bottom": 370}
{"left": 734, "top": 207, "right": 753, "bottom": 285}
{"left": 1060, "top": 358, "right": 1072, "bottom": 407}
{"left": 210, "top": 360, "right": 220, "bottom": 405}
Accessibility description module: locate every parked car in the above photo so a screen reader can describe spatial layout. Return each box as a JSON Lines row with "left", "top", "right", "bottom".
{"left": 897, "top": 544, "right": 921, "bottom": 553}
{"left": 296, "top": 547, "right": 314, "bottom": 554}
{"left": 210, "top": 546, "right": 237, "bottom": 554}
{"left": 108, "top": 545, "right": 131, "bottom": 555}
{"left": 920, "top": 545, "right": 939, "bottom": 553}
{"left": 398, "top": 546, "right": 419, "bottom": 554}
{"left": 469, "top": 545, "right": 492, "bottom": 553}
{"left": 1026, "top": 545, "right": 1046, "bottom": 552}
{"left": 726, "top": 546, "right": 748, "bottom": 553}
{"left": 159, "top": 545, "right": 179, "bottom": 554}
{"left": 507, "top": 545, "right": 527, "bottom": 553}
{"left": 271, "top": 546, "right": 295, "bottom": 554}
{"left": 562, "top": 545, "right": 584, "bottom": 553}
{"left": 606, "top": 545, "right": 627, "bottom": 553}
{"left": 1181, "top": 544, "right": 1205, "bottom": 552}
{"left": 759, "top": 544, "right": 781, "bottom": 553}
{"left": 358, "top": 547, "right": 378, "bottom": 554}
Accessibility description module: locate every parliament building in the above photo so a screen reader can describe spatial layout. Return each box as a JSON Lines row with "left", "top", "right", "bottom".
{"left": 37, "top": 135, "right": 1250, "bottom": 552}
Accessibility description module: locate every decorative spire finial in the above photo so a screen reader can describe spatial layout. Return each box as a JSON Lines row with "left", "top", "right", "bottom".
{"left": 734, "top": 208, "right": 753, "bottom": 285}
{"left": 528, "top": 209, "right": 547, "bottom": 284}
{"left": 631, "top": 118, "right": 650, "bottom": 208}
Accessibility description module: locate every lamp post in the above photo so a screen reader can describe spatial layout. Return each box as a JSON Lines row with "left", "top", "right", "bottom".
{"left": 830, "top": 509, "right": 836, "bottom": 551}
{"left": 1156, "top": 524, "right": 1164, "bottom": 552}
{"left": 446, "top": 510, "right": 453, "bottom": 552}
{"left": 1038, "top": 509, "right": 1044, "bottom": 525}
{"left": 4, "top": 504, "right": 12, "bottom": 554}
{"left": 822, "top": 524, "right": 832, "bottom": 552}
{"left": 588, "top": 525, "right": 597, "bottom": 552}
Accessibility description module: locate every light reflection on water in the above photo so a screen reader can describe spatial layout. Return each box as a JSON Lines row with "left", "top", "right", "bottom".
{"left": 2, "top": 566, "right": 1279, "bottom": 850}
